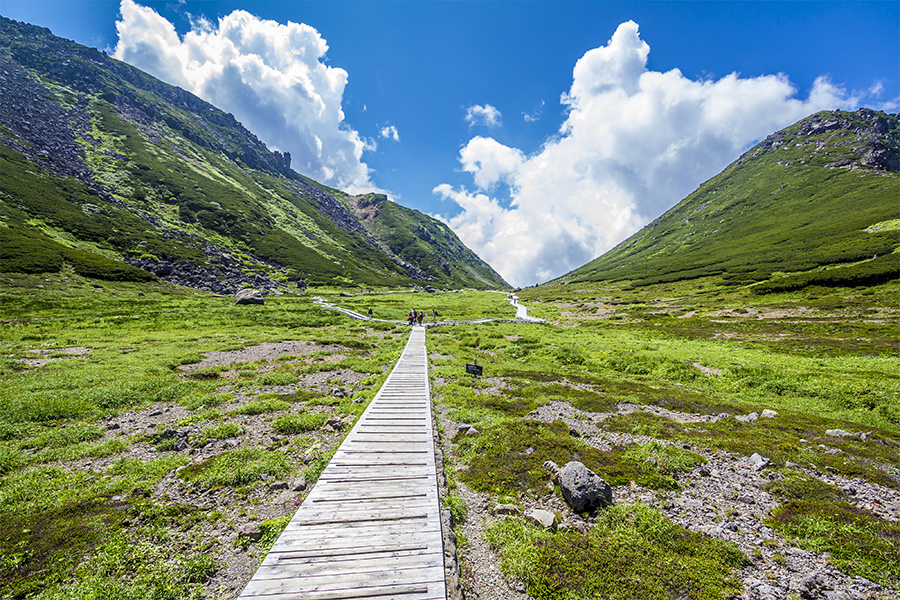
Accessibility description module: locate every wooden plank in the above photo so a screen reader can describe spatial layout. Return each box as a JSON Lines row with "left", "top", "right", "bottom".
{"left": 239, "top": 327, "right": 446, "bottom": 600}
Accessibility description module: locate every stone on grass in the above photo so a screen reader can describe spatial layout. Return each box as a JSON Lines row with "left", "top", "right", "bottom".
{"left": 268, "top": 481, "right": 288, "bottom": 491}
{"left": 825, "top": 429, "right": 852, "bottom": 438}
{"left": 761, "top": 409, "right": 778, "bottom": 419}
{"left": 735, "top": 412, "right": 759, "bottom": 422}
{"left": 492, "top": 504, "right": 520, "bottom": 516}
{"left": 235, "top": 289, "right": 265, "bottom": 305}
{"left": 291, "top": 477, "right": 307, "bottom": 491}
{"left": 524, "top": 508, "right": 556, "bottom": 529}
{"left": 558, "top": 461, "right": 613, "bottom": 512}
{"left": 749, "top": 453, "right": 770, "bottom": 471}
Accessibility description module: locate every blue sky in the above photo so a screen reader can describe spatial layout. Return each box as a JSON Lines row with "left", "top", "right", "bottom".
{"left": 2, "top": 1, "right": 898, "bottom": 286}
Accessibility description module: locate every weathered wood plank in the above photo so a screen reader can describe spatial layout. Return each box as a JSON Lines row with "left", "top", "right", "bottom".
{"left": 238, "top": 327, "right": 446, "bottom": 600}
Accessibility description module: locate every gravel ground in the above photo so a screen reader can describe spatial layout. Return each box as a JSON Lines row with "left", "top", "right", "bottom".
{"left": 434, "top": 397, "right": 898, "bottom": 600}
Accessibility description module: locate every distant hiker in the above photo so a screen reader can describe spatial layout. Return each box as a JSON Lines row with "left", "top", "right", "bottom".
{"left": 432, "top": 308, "right": 437, "bottom": 322}
{"left": 407, "top": 313, "right": 414, "bottom": 326}
{"left": 367, "top": 307, "right": 373, "bottom": 319}
{"left": 417, "top": 311, "right": 424, "bottom": 326}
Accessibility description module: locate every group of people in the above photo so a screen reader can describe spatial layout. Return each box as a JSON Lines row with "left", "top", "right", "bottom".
{"left": 407, "top": 308, "right": 437, "bottom": 326}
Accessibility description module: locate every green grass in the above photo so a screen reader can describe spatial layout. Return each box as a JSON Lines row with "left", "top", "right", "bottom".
{"left": 486, "top": 503, "right": 746, "bottom": 600}
{"left": 1, "top": 272, "right": 898, "bottom": 597}
{"left": 272, "top": 412, "right": 328, "bottom": 434}
{"left": 177, "top": 448, "right": 292, "bottom": 488}
{"left": 455, "top": 420, "right": 703, "bottom": 495}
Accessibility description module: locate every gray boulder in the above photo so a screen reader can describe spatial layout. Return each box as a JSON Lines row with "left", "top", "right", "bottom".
{"left": 235, "top": 289, "right": 265, "bottom": 305}
{"left": 749, "top": 453, "right": 771, "bottom": 471}
{"left": 558, "top": 461, "right": 612, "bottom": 512}
{"left": 524, "top": 508, "right": 556, "bottom": 529}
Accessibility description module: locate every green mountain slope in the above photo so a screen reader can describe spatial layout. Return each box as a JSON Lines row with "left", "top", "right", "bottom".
{"left": 559, "top": 109, "right": 899, "bottom": 293}
{"left": 0, "top": 17, "right": 508, "bottom": 291}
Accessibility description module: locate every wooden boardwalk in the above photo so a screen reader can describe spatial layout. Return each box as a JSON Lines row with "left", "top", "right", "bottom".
{"left": 239, "top": 326, "right": 446, "bottom": 600}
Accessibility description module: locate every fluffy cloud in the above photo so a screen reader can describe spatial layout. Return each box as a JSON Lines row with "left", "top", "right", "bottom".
{"left": 437, "top": 20, "right": 879, "bottom": 287}
{"left": 114, "top": 0, "right": 375, "bottom": 192}
{"left": 465, "top": 104, "right": 503, "bottom": 127}
{"left": 379, "top": 125, "right": 400, "bottom": 142}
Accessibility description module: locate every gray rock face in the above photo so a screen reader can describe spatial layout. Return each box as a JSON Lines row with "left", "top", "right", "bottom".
{"left": 235, "top": 289, "right": 265, "bottom": 305}
{"left": 558, "top": 461, "right": 612, "bottom": 512}
{"left": 524, "top": 508, "right": 556, "bottom": 529}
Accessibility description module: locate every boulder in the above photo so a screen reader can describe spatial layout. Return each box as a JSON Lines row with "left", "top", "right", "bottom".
{"left": 761, "top": 409, "right": 778, "bottom": 419}
{"left": 235, "top": 289, "right": 265, "bottom": 305}
{"left": 749, "top": 453, "right": 771, "bottom": 471}
{"left": 558, "top": 461, "right": 612, "bottom": 512}
{"left": 524, "top": 508, "right": 556, "bottom": 529}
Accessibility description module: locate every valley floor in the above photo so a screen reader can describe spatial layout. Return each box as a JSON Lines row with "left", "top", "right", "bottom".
{"left": 0, "top": 276, "right": 897, "bottom": 599}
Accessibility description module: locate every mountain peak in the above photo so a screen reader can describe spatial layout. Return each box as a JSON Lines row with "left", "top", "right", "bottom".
{"left": 558, "top": 109, "right": 899, "bottom": 292}
{"left": 0, "top": 16, "right": 508, "bottom": 290}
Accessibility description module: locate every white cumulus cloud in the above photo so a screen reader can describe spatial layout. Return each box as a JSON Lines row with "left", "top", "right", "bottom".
{"left": 379, "top": 124, "right": 400, "bottom": 142}
{"left": 114, "top": 0, "right": 376, "bottom": 193}
{"left": 437, "top": 20, "right": 885, "bottom": 288}
{"left": 465, "top": 103, "right": 503, "bottom": 127}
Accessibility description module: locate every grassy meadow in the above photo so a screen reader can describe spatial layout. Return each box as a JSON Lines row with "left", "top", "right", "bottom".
{"left": 1, "top": 272, "right": 898, "bottom": 598}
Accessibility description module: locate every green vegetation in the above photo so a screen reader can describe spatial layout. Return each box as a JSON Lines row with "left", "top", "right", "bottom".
{"left": 272, "top": 412, "right": 328, "bottom": 434}
{"left": 0, "top": 17, "right": 508, "bottom": 289}
{"left": 486, "top": 504, "right": 746, "bottom": 600}
{"left": 178, "top": 448, "right": 291, "bottom": 488}
{"left": 0, "top": 273, "right": 407, "bottom": 597}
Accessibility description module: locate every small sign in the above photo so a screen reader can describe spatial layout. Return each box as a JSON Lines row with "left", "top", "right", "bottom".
{"left": 466, "top": 362, "right": 483, "bottom": 376}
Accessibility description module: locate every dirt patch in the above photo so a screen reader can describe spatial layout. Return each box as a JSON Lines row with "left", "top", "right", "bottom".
{"left": 21, "top": 346, "right": 92, "bottom": 367}
{"left": 181, "top": 341, "right": 339, "bottom": 372}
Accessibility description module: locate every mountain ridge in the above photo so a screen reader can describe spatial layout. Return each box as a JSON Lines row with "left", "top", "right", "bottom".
{"left": 0, "top": 16, "right": 509, "bottom": 291}
{"left": 557, "top": 108, "right": 900, "bottom": 292}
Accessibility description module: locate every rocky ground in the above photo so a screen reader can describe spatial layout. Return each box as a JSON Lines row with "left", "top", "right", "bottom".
{"left": 435, "top": 398, "right": 900, "bottom": 600}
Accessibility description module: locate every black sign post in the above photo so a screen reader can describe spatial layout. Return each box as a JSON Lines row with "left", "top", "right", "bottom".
{"left": 465, "top": 358, "right": 483, "bottom": 377}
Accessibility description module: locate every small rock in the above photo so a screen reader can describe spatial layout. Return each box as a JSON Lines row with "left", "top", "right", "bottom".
{"left": 800, "top": 572, "right": 831, "bottom": 599}
{"left": 825, "top": 429, "right": 852, "bottom": 438}
{"left": 238, "top": 526, "right": 263, "bottom": 544}
{"left": 291, "top": 477, "right": 307, "bottom": 491}
{"left": 492, "top": 504, "right": 520, "bottom": 516}
{"left": 268, "top": 481, "right": 289, "bottom": 491}
{"left": 761, "top": 409, "right": 778, "bottom": 418}
{"left": 749, "top": 453, "right": 770, "bottom": 471}
{"left": 736, "top": 411, "right": 759, "bottom": 422}
{"left": 524, "top": 508, "right": 556, "bottom": 529}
